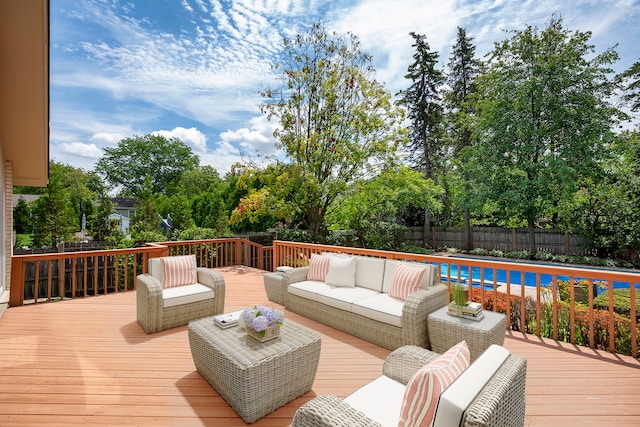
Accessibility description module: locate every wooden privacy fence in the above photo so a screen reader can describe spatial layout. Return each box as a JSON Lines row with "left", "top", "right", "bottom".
{"left": 9, "top": 238, "right": 273, "bottom": 307}
{"left": 404, "top": 226, "right": 587, "bottom": 255}
{"left": 272, "top": 240, "right": 640, "bottom": 358}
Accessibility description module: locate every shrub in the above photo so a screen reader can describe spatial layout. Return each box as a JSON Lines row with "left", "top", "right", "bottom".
{"left": 593, "top": 289, "right": 640, "bottom": 319}
{"left": 505, "top": 250, "right": 531, "bottom": 259}
{"left": 469, "top": 248, "right": 488, "bottom": 256}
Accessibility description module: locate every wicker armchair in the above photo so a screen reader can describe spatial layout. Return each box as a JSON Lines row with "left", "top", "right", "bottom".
{"left": 136, "top": 256, "right": 225, "bottom": 334}
{"left": 292, "top": 345, "right": 527, "bottom": 427}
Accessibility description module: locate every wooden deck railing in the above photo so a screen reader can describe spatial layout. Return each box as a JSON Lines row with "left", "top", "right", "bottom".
{"left": 9, "top": 238, "right": 638, "bottom": 358}
{"left": 9, "top": 238, "right": 273, "bottom": 307}
{"left": 272, "top": 240, "right": 640, "bottom": 358}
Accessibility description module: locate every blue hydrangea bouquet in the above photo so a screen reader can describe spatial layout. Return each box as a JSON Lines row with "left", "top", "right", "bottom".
{"left": 241, "top": 305, "right": 285, "bottom": 342}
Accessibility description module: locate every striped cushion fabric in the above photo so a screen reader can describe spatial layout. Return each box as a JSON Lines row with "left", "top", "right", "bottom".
{"left": 307, "top": 253, "right": 330, "bottom": 281}
{"left": 398, "top": 340, "right": 470, "bottom": 427}
{"left": 389, "top": 263, "right": 427, "bottom": 301}
{"left": 161, "top": 255, "right": 197, "bottom": 288}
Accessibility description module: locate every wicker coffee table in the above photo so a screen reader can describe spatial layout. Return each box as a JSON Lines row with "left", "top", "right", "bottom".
{"left": 427, "top": 306, "right": 506, "bottom": 361}
{"left": 188, "top": 315, "right": 321, "bottom": 423}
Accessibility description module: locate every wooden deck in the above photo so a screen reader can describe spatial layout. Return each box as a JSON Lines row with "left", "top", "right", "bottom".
{"left": 0, "top": 266, "right": 639, "bottom": 427}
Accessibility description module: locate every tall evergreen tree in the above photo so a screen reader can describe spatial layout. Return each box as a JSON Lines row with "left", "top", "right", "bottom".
{"left": 621, "top": 59, "right": 640, "bottom": 113}
{"left": 396, "top": 32, "right": 445, "bottom": 247}
{"left": 445, "top": 27, "right": 481, "bottom": 250}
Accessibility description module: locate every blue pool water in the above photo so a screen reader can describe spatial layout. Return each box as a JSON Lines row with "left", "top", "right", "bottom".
{"left": 438, "top": 256, "right": 640, "bottom": 296}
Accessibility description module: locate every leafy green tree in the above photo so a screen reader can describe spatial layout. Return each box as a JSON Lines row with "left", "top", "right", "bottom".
{"left": 229, "top": 163, "right": 303, "bottom": 232}
{"left": 31, "top": 166, "right": 77, "bottom": 248}
{"left": 396, "top": 32, "right": 445, "bottom": 247}
{"left": 326, "top": 167, "right": 444, "bottom": 248}
{"left": 129, "top": 178, "right": 164, "bottom": 244}
{"left": 260, "top": 22, "right": 406, "bottom": 234}
{"left": 13, "top": 197, "right": 32, "bottom": 234}
{"left": 559, "top": 131, "right": 640, "bottom": 257}
{"left": 88, "top": 196, "right": 122, "bottom": 242}
{"left": 445, "top": 27, "right": 481, "bottom": 250}
{"left": 466, "top": 16, "right": 622, "bottom": 254}
{"left": 95, "top": 134, "right": 199, "bottom": 197}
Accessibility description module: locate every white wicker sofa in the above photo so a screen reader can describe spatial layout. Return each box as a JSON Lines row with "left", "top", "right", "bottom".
{"left": 292, "top": 343, "right": 527, "bottom": 427}
{"left": 265, "top": 254, "right": 448, "bottom": 350}
{"left": 136, "top": 255, "right": 225, "bottom": 334}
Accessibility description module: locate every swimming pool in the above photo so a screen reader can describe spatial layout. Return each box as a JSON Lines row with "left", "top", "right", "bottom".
{"left": 438, "top": 255, "right": 640, "bottom": 296}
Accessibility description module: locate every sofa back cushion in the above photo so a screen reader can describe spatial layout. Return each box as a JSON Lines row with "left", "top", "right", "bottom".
{"left": 382, "top": 261, "right": 437, "bottom": 293}
{"left": 325, "top": 255, "right": 357, "bottom": 287}
{"left": 388, "top": 263, "right": 427, "bottom": 301}
{"left": 398, "top": 340, "right": 470, "bottom": 427}
{"left": 355, "top": 256, "right": 386, "bottom": 292}
{"left": 157, "top": 255, "right": 198, "bottom": 289}
{"left": 307, "top": 253, "right": 331, "bottom": 281}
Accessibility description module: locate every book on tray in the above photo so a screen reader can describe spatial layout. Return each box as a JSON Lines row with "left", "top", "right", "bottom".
{"left": 213, "top": 309, "right": 243, "bottom": 329}
{"left": 447, "top": 301, "right": 484, "bottom": 320}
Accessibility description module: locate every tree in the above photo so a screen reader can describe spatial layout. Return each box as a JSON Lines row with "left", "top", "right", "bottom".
{"left": 13, "top": 197, "right": 32, "bottom": 234}
{"left": 260, "top": 22, "right": 406, "bottom": 235}
{"left": 396, "top": 32, "right": 445, "bottom": 248}
{"left": 559, "top": 131, "right": 640, "bottom": 258}
{"left": 31, "top": 166, "right": 77, "bottom": 248}
{"left": 445, "top": 27, "right": 481, "bottom": 250}
{"left": 466, "top": 16, "right": 622, "bottom": 254}
{"left": 326, "top": 166, "right": 444, "bottom": 249}
{"left": 129, "top": 178, "right": 164, "bottom": 244}
{"left": 95, "top": 134, "right": 199, "bottom": 197}
{"left": 620, "top": 60, "right": 640, "bottom": 113}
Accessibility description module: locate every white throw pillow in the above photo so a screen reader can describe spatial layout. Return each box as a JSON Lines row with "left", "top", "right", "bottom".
{"left": 325, "top": 255, "right": 357, "bottom": 287}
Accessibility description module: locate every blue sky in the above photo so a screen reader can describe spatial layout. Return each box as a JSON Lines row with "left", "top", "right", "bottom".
{"left": 50, "top": 0, "right": 640, "bottom": 175}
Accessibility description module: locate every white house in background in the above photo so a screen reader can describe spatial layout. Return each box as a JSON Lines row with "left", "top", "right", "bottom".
{"left": 0, "top": 1, "right": 49, "bottom": 309}
{"left": 110, "top": 198, "right": 136, "bottom": 238}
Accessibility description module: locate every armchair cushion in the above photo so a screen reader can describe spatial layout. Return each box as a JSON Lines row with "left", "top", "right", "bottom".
{"left": 398, "top": 340, "right": 470, "bottom": 427}
{"left": 342, "top": 375, "right": 405, "bottom": 427}
{"left": 161, "top": 254, "right": 197, "bottom": 288}
{"left": 162, "top": 283, "right": 215, "bottom": 308}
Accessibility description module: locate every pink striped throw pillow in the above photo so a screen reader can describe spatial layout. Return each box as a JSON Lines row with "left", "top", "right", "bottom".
{"left": 398, "top": 341, "right": 471, "bottom": 427}
{"left": 389, "top": 263, "right": 427, "bottom": 301}
{"left": 307, "top": 253, "right": 330, "bottom": 281}
{"left": 161, "top": 255, "right": 197, "bottom": 288}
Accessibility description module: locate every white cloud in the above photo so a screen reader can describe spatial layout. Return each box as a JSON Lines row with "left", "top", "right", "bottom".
{"left": 153, "top": 127, "right": 208, "bottom": 153}
{"left": 57, "top": 142, "right": 103, "bottom": 159}
{"left": 90, "top": 132, "right": 126, "bottom": 146}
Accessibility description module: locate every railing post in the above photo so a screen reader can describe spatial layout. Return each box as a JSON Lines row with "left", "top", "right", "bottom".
{"left": 10, "top": 257, "right": 25, "bottom": 306}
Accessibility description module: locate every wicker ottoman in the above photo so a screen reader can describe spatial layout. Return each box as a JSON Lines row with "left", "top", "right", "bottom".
{"left": 188, "top": 316, "right": 321, "bottom": 423}
{"left": 427, "top": 306, "right": 507, "bottom": 361}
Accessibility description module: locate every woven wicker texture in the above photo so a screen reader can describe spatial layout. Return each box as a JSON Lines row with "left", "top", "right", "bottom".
{"left": 292, "top": 345, "right": 527, "bottom": 427}
{"left": 285, "top": 281, "right": 448, "bottom": 350}
{"left": 427, "top": 307, "right": 507, "bottom": 361}
{"left": 188, "top": 317, "right": 321, "bottom": 424}
{"left": 136, "top": 267, "right": 225, "bottom": 334}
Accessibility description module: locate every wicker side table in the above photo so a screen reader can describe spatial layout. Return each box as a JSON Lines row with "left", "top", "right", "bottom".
{"left": 188, "top": 316, "right": 321, "bottom": 423}
{"left": 427, "top": 306, "right": 506, "bottom": 361}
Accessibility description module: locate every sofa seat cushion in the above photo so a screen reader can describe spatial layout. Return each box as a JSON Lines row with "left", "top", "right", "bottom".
{"left": 162, "top": 283, "right": 214, "bottom": 308}
{"left": 343, "top": 375, "right": 406, "bottom": 427}
{"left": 351, "top": 293, "right": 404, "bottom": 327}
{"left": 316, "top": 287, "right": 381, "bottom": 311}
{"left": 432, "top": 344, "right": 510, "bottom": 427}
{"left": 289, "top": 280, "right": 337, "bottom": 301}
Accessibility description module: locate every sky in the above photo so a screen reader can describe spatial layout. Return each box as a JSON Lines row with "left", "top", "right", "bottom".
{"left": 49, "top": 0, "right": 640, "bottom": 176}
